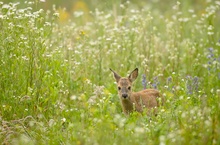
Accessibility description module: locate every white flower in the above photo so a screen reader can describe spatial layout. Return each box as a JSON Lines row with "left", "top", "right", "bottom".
{"left": 134, "top": 127, "right": 145, "bottom": 133}
{"left": 74, "top": 11, "right": 84, "bottom": 17}
{"left": 61, "top": 118, "right": 66, "bottom": 123}
{"left": 70, "top": 95, "right": 77, "bottom": 100}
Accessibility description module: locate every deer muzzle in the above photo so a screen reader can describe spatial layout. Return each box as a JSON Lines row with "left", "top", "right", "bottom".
{"left": 122, "top": 94, "right": 128, "bottom": 98}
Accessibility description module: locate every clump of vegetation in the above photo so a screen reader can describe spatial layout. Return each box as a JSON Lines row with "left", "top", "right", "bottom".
{"left": 0, "top": 1, "right": 219, "bottom": 144}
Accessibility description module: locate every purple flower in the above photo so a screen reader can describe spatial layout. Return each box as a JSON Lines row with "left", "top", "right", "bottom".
{"left": 186, "top": 76, "right": 200, "bottom": 95}
{"left": 152, "top": 76, "right": 159, "bottom": 89}
{"left": 206, "top": 47, "right": 218, "bottom": 73}
{"left": 142, "top": 74, "right": 147, "bottom": 89}
{"left": 186, "top": 76, "right": 193, "bottom": 95}
{"left": 167, "top": 76, "right": 172, "bottom": 84}
{"left": 208, "top": 47, "right": 213, "bottom": 52}
{"left": 193, "top": 76, "right": 199, "bottom": 92}
{"left": 166, "top": 76, "right": 173, "bottom": 91}
{"left": 152, "top": 83, "right": 157, "bottom": 89}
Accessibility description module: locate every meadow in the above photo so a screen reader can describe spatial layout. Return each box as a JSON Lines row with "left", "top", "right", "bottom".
{"left": 0, "top": 0, "right": 220, "bottom": 144}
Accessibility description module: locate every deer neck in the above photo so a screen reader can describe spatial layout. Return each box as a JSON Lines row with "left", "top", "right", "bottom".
{"left": 121, "top": 98, "right": 134, "bottom": 113}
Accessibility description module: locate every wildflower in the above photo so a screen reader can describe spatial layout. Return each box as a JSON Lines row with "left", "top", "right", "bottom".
{"left": 88, "top": 86, "right": 105, "bottom": 105}
{"left": 188, "top": 9, "right": 194, "bottom": 13}
{"left": 186, "top": 76, "right": 200, "bottom": 95}
{"left": 57, "top": 8, "right": 69, "bottom": 22}
{"left": 79, "top": 30, "right": 86, "bottom": 36}
{"left": 167, "top": 76, "right": 172, "bottom": 84}
{"left": 186, "top": 76, "right": 193, "bottom": 94}
{"left": 48, "top": 119, "right": 55, "bottom": 127}
{"left": 142, "top": 74, "right": 147, "bottom": 89}
{"left": 70, "top": 95, "right": 77, "bottom": 100}
{"left": 152, "top": 83, "right": 157, "bottom": 89}
{"left": 134, "top": 127, "right": 145, "bottom": 134}
{"left": 166, "top": 76, "right": 173, "bottom": 91}
{"left": 53, "top": 12, "right": 59, "bottom": 18}
{"left": 206, "top": 47, "right": 219, "bottom": 74}
{"left": 159, "top": 135, "right": 166, "bottom": 145}
{"left": 74, "top": 11, "right": 84, "bottom": 17}
{"left": 61, "top": 118, "right": 66, "bottom": 123}
{"left": 152, "top": 76, "right": 159, "bottom": 89}
{"left": 172, "top": 1, "right": 181, "bottom": 10}
{"left": 193, "top": 76, "right": 199, "bottom": 92}
{"left": 88, "top": 96, "right": 97, "bottom": 105}
{"left": 113, "top": 114, "right": 126, "bottom": 128}
{"left": 93, "top": 85, "right": 105, "bottom": 96}
{"left": 207, "top": 32, "right": 214, "bottom": 35}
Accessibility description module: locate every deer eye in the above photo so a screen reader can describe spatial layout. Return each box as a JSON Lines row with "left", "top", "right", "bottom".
{"left": 128, "top": 86, "right": 131, "bottom": 90}
{"left": 118, "top": 87, "right": 121, "bottom": 90}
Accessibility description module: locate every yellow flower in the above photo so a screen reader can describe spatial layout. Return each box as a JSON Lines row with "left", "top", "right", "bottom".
{"left": 72, "top": 0, "right": 89, "bottom": 13}
{"left": 57, "top": 8, "right": 70, "bottom": 22}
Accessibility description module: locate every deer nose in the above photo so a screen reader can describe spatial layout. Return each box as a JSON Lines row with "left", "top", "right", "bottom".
{"left": 122, "top": 94, "right": 128, "bottom": 98}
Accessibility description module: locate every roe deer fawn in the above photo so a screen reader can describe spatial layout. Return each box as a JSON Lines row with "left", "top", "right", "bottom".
{"left": 110, "top": 68, "right": 164, "bottom": 115}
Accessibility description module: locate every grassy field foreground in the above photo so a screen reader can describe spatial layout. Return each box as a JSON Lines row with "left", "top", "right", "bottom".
{"left": 0, "top": 1, "right": 220, "bottom": 144}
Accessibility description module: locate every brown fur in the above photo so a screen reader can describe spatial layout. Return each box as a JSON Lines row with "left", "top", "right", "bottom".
{"left": 110, "top": 68, "right": 164, "bottom": 115}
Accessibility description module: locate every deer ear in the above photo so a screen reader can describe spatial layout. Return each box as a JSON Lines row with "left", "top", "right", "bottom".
{"left": 110, "top": 68, "right": 121, "bottom": 83}
{"left": 128, "top": 68, "right": 138, "bottom": 82}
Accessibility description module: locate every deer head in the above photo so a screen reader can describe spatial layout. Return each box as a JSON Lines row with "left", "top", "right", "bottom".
{"left": 110, "top": 68, "right": 138, "bottom": 100}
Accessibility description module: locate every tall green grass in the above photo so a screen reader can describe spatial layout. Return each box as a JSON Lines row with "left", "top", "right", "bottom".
{"left": 0, "top": 1, "right": 220, "bottom": 144}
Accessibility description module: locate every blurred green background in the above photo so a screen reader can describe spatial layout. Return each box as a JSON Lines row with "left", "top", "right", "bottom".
{"left": 2, "top": 0, "right": 217, "bottom": 22}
